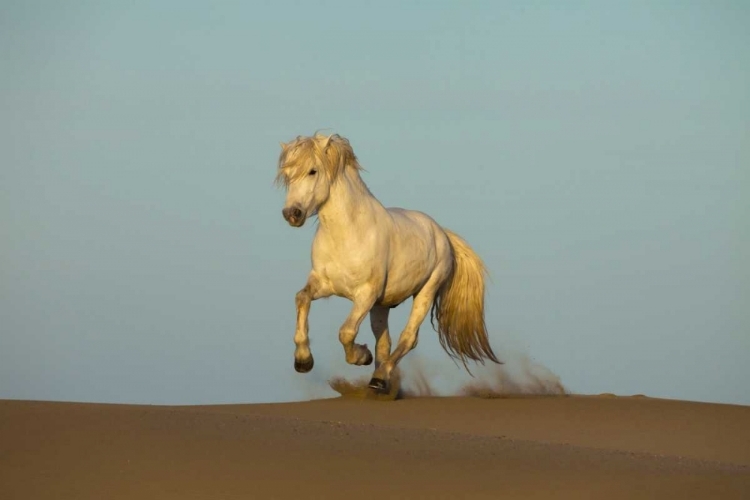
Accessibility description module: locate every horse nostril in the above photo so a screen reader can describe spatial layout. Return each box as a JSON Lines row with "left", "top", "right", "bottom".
{"left": 283, "top": 207, "right": 304, "bottom": 223}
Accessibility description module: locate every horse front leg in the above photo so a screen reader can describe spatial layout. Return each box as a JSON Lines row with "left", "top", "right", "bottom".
{"left": 293, "top": 273, "right": 331, "bottom": 373}
{"left": 338, "top": 287, "right": 378, "bottom": 366}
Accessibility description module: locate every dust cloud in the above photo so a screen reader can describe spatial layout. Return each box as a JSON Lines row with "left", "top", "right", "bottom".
{"left": 327, "top": 352, "right": 567, "bottom": 400}
{"left": 457, "top": 353, "right": 567, "bottom": 398}
{"left": 328, "top": 371, "right": 403, "bottom": 401}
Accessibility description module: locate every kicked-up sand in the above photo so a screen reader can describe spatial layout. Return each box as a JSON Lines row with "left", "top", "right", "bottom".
{"left": 1, "top": 392, "right": 749, "bottom": 499}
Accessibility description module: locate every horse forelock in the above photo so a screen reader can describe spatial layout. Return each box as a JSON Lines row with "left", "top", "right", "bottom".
{"left": 275, "top": 132, "right": 362, "bottom": 187}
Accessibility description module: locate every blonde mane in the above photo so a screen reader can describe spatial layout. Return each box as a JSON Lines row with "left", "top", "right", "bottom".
{"left": 275, "top": 133, "right": 364, "bottom": 188}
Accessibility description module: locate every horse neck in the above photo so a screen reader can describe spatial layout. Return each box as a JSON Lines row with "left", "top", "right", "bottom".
{"left": 317, "top": 169, "right": 383, "bottom": 238}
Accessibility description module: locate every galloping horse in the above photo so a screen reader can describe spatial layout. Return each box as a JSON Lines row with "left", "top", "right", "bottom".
{"left": 275, "top": 133, "right": 500, "bottom": 393}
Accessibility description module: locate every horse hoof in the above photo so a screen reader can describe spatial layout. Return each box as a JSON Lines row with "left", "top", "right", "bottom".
{"left": 368, "top": 377, "right": 388, "bottom": 393}
{"left": 363, "top": 351, "right": 373, "bottom": 366}
{"left": 294, "top": 357, "right": 314, "bottom": 373}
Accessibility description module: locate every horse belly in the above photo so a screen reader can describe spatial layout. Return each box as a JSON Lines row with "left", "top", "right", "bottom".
{"left": 377, "top": 209, "right": 444, "bottom": 307}
{"left": 378, "top": 255, "right": 434, "bottom": 307}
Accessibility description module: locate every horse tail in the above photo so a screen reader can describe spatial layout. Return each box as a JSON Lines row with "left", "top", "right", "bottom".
{"left": 431, "top": 228, "right": 500, "bottom": 370}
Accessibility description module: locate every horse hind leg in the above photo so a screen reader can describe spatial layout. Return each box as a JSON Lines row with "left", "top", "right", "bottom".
{"left": 369, "top": 281, "right": 440, "bottom": 393}
{"left": 369, "top": 305, "right": 392, "bottom": 369}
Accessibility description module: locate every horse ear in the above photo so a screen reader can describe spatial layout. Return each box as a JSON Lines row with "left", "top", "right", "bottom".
{"left": 279, "top": 141, "right": 287, "bottom": 149}
{"left": 319, "top": 134, "right": 332, "bottom": 151}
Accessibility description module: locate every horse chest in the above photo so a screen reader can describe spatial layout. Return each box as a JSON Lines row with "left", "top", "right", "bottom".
{"left": 312, "top": 239, "right": 382, "bottom": 298}
{"left": 321, "top": 258, "right": 364, "bottom": 282}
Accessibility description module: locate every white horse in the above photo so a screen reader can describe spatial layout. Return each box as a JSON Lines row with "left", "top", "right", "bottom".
{"left": 276, "top": 132, "right": 500, "bottom": 393}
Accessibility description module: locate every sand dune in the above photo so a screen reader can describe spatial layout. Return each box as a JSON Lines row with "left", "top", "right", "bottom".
{"left": 2, "top": 395, "right": 748, "bottom": 499}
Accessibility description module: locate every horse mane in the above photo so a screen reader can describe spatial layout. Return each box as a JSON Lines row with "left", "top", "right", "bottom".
{"left": 275, "top": 132, "right": 365, "bottom": 187}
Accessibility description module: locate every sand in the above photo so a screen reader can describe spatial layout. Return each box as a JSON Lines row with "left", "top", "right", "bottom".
{"left": 2, "top": 394, "right": 748, "bottom": 499}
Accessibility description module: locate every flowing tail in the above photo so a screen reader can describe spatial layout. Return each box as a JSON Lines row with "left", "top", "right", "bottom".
{"left": 430, "top": 228, "right": 501, "bottom": 370}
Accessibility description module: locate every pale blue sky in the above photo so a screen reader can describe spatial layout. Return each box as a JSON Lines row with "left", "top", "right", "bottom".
{"left": 1, "top": 1, "right": 748, "bottom": 405}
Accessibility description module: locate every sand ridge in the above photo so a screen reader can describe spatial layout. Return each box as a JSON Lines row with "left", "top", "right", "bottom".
{"left": 1, "top": 395, "right": 749, "bottom": 499}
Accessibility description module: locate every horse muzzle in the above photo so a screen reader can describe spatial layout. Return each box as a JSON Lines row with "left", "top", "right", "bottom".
{"left": 282, "top": 206, "right": 306, "bottom": 227}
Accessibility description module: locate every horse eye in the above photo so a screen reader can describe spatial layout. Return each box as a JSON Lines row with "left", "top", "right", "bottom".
{"left": 309, "top": 169, "right": 317, "bottom": 176}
